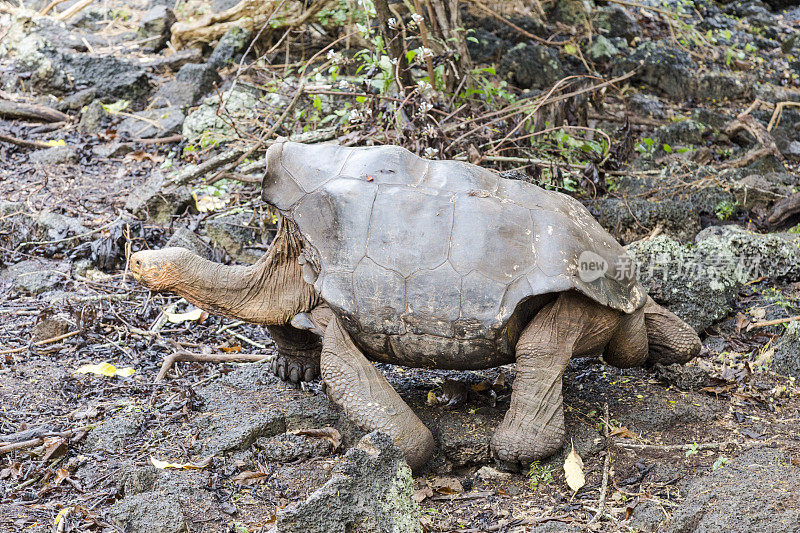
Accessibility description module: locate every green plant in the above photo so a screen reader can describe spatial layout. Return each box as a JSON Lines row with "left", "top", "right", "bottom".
{"left": 635, "top": 137, "right": 655, "bottom": 155}
{"left": 714, "top": 200, "right": 736, "bottom": 220}
{"left": 712, "top": 456, "right": 730, "bottom": 471}
{"left": 686, "top": 442, "right": 700, "bottom": 457}
{"left": 528, "top": 461, "right": 554, "bottom": 490}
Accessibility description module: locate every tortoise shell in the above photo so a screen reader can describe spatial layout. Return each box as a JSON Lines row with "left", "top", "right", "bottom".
{"left": 262, "top": 141, "right": 646, "bottom": 369}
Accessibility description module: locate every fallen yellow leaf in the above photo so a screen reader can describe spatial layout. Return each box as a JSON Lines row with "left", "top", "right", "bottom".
{"left": 76, "top": 362, "right": 135, "bottom": 377}
{"left": 563, "top": 443, "right": 585, "bottom": 493}
{"left": 54, "top": 507, "right": 70, "bottom": 526}
{"left": 44, "top": 139, "right": 66, "bottom": 147}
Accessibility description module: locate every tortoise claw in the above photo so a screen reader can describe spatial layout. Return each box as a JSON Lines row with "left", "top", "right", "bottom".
{"left": 270, "top": 353, "right": 320, "bottom": 384}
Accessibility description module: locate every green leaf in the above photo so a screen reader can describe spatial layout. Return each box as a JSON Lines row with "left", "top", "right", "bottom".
{"left": 662, "top": 143, "right": 673, "bottom": 153}
{"left": 100, "top": 100, "right": 130, "bottom": 115}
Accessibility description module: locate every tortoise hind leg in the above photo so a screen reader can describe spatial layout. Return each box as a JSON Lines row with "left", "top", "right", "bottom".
{"left": 491, "top": 292, "right": 626, "bottom": 466}
{"left": 604, "top": 306, "right": 648, "bottom": 368}
{"left": 321, "top": 317, "right": 435, "bottom": 470}
{"left": 641, "top": 296, "right": 701, "bottom": 365}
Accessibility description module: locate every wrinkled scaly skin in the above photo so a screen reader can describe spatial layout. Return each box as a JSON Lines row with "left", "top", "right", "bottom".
{"left": 129, "top": 141, "right": 701, "bottom": 471}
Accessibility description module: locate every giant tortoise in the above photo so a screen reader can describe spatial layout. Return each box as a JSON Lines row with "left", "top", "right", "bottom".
{"left": 129, "top": 141, "right": 701, "bottom": 469}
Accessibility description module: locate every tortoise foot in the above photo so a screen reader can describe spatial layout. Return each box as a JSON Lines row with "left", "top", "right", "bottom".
{"left": 270, "top": 353, "right": 320, "bottom": 384}
{"left": 490, "top": 419, "right": 565, "bottom": 468}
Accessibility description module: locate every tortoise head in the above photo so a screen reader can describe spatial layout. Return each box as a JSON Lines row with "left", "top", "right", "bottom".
{"left": 129, "top": 248, "right": 195, "bottom": 292}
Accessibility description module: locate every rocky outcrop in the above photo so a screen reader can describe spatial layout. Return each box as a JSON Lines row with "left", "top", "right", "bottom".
{"left": 627, "top": 226, "right": 800, "bottom": 330}
{"left": 276, "top": 431, "right": 422, "bottom": 533}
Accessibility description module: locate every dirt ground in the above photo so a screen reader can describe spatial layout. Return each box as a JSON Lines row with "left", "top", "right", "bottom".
{"left": 2, "top": 0, "right": 800, "bottom": 531}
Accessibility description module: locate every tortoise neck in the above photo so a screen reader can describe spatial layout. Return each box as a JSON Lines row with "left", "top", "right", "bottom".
{"left": 172, "top": 219, "right": 320, "bottom": 325}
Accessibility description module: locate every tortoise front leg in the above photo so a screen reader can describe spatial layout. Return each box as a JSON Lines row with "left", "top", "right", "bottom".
{"left": 321, "top": 317, "right": 435, "bottom": 470}
{"left": 491, "top": 293, "right": 624, "bottom": 466}
{"left": 266, "top": 324, "right": 321, "bottom": 383}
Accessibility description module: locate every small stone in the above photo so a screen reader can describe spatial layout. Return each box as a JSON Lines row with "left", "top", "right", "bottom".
{"left": 498, "top": 42, "right": 564, "bottom": 91}
{"left": 92, "top": 142, "right": 135, "bottom": 159}
{"left": 166, "top": 228, "right": 211, "bottom": 259}
{"left": 205, "top": 213, "right": 264, "bottom": 264}
{"left": 614, "top": 41, "right": 697, "bottom": 99}
{"left": 628, "top": 93, "right": 665, "bottom": 118}
{"left": 124, "top": 171, "right": 193, "bottom": 223}
{"left": 30, "top": 314, "right": 71, "bottom": 343}
{"left": 57, "top": 87, "right": 97, "bottom": 112}
{"left": 137, "top": 6, "right": 176, "bottom": 52}
{"left": 79, "top": 100, "right": 109, "bottom": 134}
{"left": 29, "top": 145, "right": 77, "bottom": 165}
{"left": 85, "top": 413, "right": 144, "bottom": 452}
{"left": 2, "top": 260, "right": 62, "bottom": 295}
{"left": 587, "top": 35, "right": 620, "bottom": 62}
{"left": 783, "top": 140, "right": 800, "bottom": 160}
{"left": 207, "top": 26, "right": 252, "bottom": 69}
{"left": 601, "top": 5, "right": 641, "bottom": 42}
{"left": 181, "top": 85, "right": 257, "bottom": 142}
{"left": 773, "top": 321, "right": 800, "bottom": 378}
{"left": 118, "top": 107, "right": 184, "bottom": 139}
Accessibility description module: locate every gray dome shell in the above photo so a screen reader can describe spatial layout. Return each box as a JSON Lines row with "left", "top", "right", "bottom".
{"left": 263, "top": 141, "right": 646, "bottom": 368}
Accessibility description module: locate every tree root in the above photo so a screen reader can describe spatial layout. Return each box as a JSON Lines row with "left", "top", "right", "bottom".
{"left": 717, "top": 114, "right": 782, "bottom": 170}
{"left": 768, "top": 192, "right": 800, "bottom": 227}
{"left": 156, "top": 349, "right": 272, "bottom": 381}
{"left": 170, "top": 0, "right": 337, "bottom": 50}
{"left": 0, "top": 99, "right": 70, "bottom": 123}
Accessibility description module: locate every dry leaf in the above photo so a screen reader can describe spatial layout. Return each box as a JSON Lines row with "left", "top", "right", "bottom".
{"left": 232, "top": 470, "right": 269, "bottom": 485}
{"left": 53, "top": 468, "right": 70, "bottom": 486}
{"left": 563, "top": 443, "right": 585, "bottom": 493}
{"left": 41, "top": 436, "right": 68, "bottom": 461}
{"left": 53, "top": 507, "right": 70, "bottom": 526}
{"left": 150, "top": 456, "right": 212, "bottom": 470}
{"left": 294, "top": 427, "right": 342, "bottom": 452}
{"left": 76, "top": 362, "right": 135, "bottom": 377}
{"left": 125, "top": 150, "right": 164, "bottom": 163}
{"left": 610, "top": 426, "right": 638, "bottom": 439}
{"left": 166, "top": 308, "right": 207, "bottom": 324}
{"left": 430, "top": 476, "right": 464, "bottom": 494}
{"left": 413, "top": 485, "right": 433, "bottom": 503}
{"left": 220, "top": 344, "right": 241, "bottom": 353}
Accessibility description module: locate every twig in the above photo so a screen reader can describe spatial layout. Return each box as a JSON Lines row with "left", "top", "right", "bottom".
{"left": 156, "top": 350, "right": 271, "bottom": 381}
{"left": 767, "top": 101, "right": 800, "bottom": 132}
{"left": 226, "top": 330, "right": 268, "bottom": 349}
{"left": 747, "top": 315, "right": 800, "bottom": 330}
{"left": 15, "top": 214, "right": 122, "bottom": 251}
{"left": 54, "top": 0, "right": 95, "bottom": 21}
{"left": 589, "top": 403, "right": 611, "bottom": 526}
{"left": 472, "top": 1, "right": 554, "bottom": 44}
{"left": 0, "top": 99, "right": 70, "bottom": 123}
{"left": 615, "top": 440, "right": 737, "bottom": 451}
{"left": 132, "top": 134, "right": 183, "bottom": 144}
{"left": 0, "top": 330, "right": 81, "bottom": 356}
{"left": 604, "top": 0, "right": 691, "bottom": 18}
{"left": 0, "top": 133, "right": 53, "bottom": 150}
{"left": 39, "top": 0, "right": 71, "bottom": 15}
